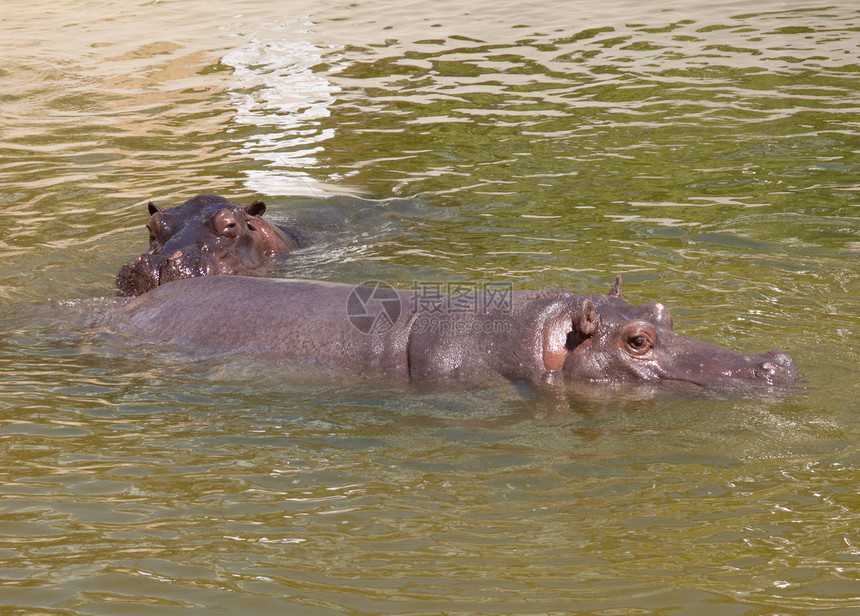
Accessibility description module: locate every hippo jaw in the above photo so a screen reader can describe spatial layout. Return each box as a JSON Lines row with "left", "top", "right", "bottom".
{"left": 555, "top": 279, "right": 798, "bottom": 390}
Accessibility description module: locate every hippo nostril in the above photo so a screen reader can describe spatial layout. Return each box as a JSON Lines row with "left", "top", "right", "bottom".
{"left": 757, "top": 361, "right": 778, "bottom": 374}
{"left": 755, "top": 361, "right": 782, "bottom": 384}
{"left": 754, "top": 350, "right": 798, "bottom": 385}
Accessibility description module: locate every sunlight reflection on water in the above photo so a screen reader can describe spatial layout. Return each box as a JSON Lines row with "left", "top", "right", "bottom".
{"left": 0, "top": 0, "right": 858, "bottom": 614}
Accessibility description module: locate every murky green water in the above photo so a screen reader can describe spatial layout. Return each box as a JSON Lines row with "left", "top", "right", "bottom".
{"left": 1, "top": 1, "right": 858, "bottom": 613}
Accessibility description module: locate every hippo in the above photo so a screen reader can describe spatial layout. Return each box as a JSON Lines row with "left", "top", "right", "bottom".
{"left": 118, "top": 275, "right": 798, "bottom": 390}
{"left": 115, "top": 194, "right": 302, "bottom": 296}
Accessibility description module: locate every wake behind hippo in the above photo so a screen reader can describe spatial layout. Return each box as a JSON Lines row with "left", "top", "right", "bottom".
{"left": 116, "top": 194, "right": 302, "bottom": 296}
{"left": 118, "top": 275, "right": 798, "bottom": 390}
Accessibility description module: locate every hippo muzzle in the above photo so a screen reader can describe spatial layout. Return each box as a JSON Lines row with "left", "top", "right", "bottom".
{"left": 643, "top": 344, "right": 798, "bottom": 390}
{"left": 116, "top": 250, "right": 220, "bottom": 297}
{"left": 753, "top": 350, "right": 798, "bottom": 386}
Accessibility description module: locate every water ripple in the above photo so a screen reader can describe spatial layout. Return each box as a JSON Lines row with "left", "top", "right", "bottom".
{"left": 0, "top": 2, "right": 858, "bottom": 614}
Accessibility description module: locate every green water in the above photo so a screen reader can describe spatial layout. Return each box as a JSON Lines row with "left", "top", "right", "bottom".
{"left": 0, "top": 1, "right": 858, "bottom": 613}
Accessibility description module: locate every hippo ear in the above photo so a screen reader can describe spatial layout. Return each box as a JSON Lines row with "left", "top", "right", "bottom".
{"left": 574, "top": 297, "right": 599, "bottom": 337}
{"left": 148, "top": 201, "right": 163, "bottom": 216}
{"left": 245, "top": 200, "right": 266, "bottom": 217}
{"left": 608, "top": 275, "right": 622, "bottom": 298}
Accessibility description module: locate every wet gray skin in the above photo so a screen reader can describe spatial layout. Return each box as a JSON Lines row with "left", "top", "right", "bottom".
{"left": 115, "top": 194, "right": 302, "bottom": 297}
{"left": 118, "top": 275, "right": 798, "bottom": 390}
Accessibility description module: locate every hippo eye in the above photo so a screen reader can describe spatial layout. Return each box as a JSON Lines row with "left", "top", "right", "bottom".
{"left": 625, "top": 331, "right": 653, "bottom": 356}
{"left": 213, "top": 209, "right": 242, "bottom": 237}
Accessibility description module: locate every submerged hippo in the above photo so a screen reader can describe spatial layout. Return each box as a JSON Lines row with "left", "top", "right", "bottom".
{"left": 116, "top": 194, "right": 302, "bottom": 296}
{"left": 119, "top": 275, "right": 797, "bottom": 390}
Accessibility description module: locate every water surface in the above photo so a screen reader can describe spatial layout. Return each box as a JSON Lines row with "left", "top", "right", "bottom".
{"left": 0, "top": 1, "right": 858, "bottom": 613}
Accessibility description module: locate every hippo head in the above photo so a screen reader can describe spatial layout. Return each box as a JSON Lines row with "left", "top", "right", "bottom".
{"left": 546, "top": 277, "right": 798, "bottom": 390}
{"left": 116, "top": 195, "right": 299, "bottom": 297}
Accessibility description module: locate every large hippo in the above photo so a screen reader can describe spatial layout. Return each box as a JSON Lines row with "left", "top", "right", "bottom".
{"left": 118, "top": 275, "right": 798, "bottom": 390}
{"left": 116, "top": 194, "right": 302, "bottom": 296}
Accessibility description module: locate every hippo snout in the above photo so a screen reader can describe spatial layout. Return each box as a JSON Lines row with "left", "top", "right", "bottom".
{"left": 116, "top": 255, "right": 160, "bottom": 297}
{"left": 754, "top": 350, "right": 797, "bottom": 386}
{"left": 158, "top": 250, "right": 218, "bottom": 284}
{"left": 116, "top": 250, "right": 219, "bottom": 297}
